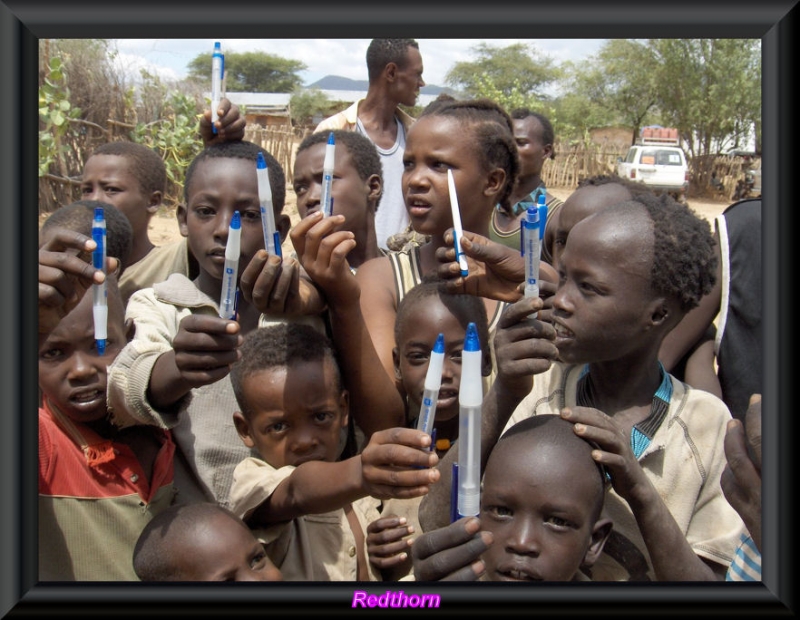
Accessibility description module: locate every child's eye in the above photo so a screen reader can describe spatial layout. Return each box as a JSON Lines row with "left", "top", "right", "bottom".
{"left": 193, "top": 206, "right": 215, "bottom": 218}
{"left": 242, "top": 209, "right": 261, "bottom": 222}
{"left": 485, "top": 505, "right": 512, "bottom": 518}
{"left": 40, "top": 348, "right": 63, "bottom": 361}
{"left": 402, "top": 160, "right": 414, "bottom": 171}
{"left": 553, "top": 237, "right": 566, "bottom": 248}
{"left": 269, "top": 421, "right": 287, "bottom": 433}
{"left": 250, "top": 550, "right": 268, "bottom": 569}
{"left": 406, "top": 351, "right": 429, "bottom": 364}
{"left": 293, "top": 185, "right": 307, "bottom": 196}
{"left": 313, "top": 411, "right": 334, "bottom": 424}
{"left": 546, "top": 516, "right": 574, "bottom": 529}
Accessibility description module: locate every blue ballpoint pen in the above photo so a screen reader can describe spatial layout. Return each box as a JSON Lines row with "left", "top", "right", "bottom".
{"left": 218, "top": 211, "right": 241, "bottom": 320}
{"left": 536, "top": 192, "right": 548, "bottom": 245}
{"left": 447, "top": 169, "right": 469, "bottom": 277}
{"left": 256, "top": 152, "right": 282, "bottom": 258}
{"left": 457, "top": 322, "right": 482, "bottom": 519}
{"left": 521, "top": 201, "right": 541, "bottom": 317}
{"left": 91, "top": 208, "right": 108, "bottom": 355}
{"left": 416, "top": 333, "right": 445, "bottom": 447}
{"left": 210, "top": 42, "right": 224, "bottom": 135}
{"left": 321, "top": 132, "right": 335, "bottom": 217}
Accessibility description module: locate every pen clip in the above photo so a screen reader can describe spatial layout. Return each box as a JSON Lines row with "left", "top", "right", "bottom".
{"left": 450, "top": 463, "right": 459, "bottom": 523}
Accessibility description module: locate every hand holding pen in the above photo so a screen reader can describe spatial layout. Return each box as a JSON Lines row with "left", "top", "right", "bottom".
{"left": 92, "top": 208, "right": 108, "bottom": 355}
{"left": 256, "top": 152, "right": 282, "bottom": 258}
{"left": 321, "top": 132, "right": 335, "bottom": 217}
{"left": 447, "top": 169, "right": 469, "bottom": 278}
{"left": 218, "top": 211, "right": 241, "bottom": 320}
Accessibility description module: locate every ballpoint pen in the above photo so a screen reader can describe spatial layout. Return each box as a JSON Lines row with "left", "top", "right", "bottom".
{"left": 457, "top": 322, "right": 482, "bottom": 519}
{"left": 416, "top": 333, "right": 445, "bottom": 447}
{"left": 521, "top": 200, "right": 541, "bottom": 317}
{"left": 218, "top": 211, "right": 241, "bottom": 320}
{"left": 256, "top": 152, "right": 282, "bottom": 258}
{"left": 210, "top": 42, "right": 224, "bottom": 135}
{"left": 447, "top": 169, "right": 468, "bottom": 277}
{"left": 91, "top": 207, "right": 107, "bottom": 356}
{"left": 536, "top": 192, "right": 548, "bottom": 245}
{"left": 321, "top": 132, "right": 335, "bottom": 217}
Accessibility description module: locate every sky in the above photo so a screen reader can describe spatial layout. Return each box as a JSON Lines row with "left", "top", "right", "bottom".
{"left": 109, "top": 38, "right": 606, "bottom": 89}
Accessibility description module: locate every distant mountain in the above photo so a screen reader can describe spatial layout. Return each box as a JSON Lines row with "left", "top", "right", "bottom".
{"left": 306, "top": 75, "right": 452, "bottom": 95}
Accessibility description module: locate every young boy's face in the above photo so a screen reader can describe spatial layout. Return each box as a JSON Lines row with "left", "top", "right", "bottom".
{"left": 179, "top": 157, "right": 265, "bottom": 286}
{"left": 81, "top": 154, "right": 159, "bottom": 239}
{"left": 165, "top": 512, "right": 283, "bottom": 581}
{"left": 38, "top": 283, "right": 128, "bottom": 425}
{"left": 393, "top": 296, "right": 466, "bottom": 426}
{"left": 551, "top": 209, "right": 658, "bottom": 365}
{"left": 233, "top": 358, "right": 349, "bottom": 468}
{"left": 293, "top": 143, "right": 379, "bottom": 244}
{"left": 480, "top": 434, "right": 607, "bottom": 581}
{"left": 402, "top": 115, "right": 503, "bottom": 238}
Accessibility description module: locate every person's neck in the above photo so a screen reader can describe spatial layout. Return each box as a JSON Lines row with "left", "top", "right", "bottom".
{"left": 127, "top": 237, "right": 156, "bottom": 268}
{"left": 359, "top": 90, "right": 401, "bottom": 131}
{"left": 349, "top": 232, "right": 382, "bottom": 270}
{"left": 583, "top": 356, "right": 663, "bottom": 414}
{"left": 510, "top": 173, "right": 543, "bottom": 206}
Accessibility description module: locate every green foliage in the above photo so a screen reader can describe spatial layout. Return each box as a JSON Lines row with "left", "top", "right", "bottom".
{"left": 445, "top": 43, "right": 560, "bottom": 101}
{"left": 39, "top": 56, "right": 83, "bottom": 177}
{"left": 187, "top": 50, "right": 307, "bottom": 93}
{"left": 290, "top": 88, "right": 331, "bottom": 127}
{"left": 132, "top": 91, "right": 204, "bottom": 206}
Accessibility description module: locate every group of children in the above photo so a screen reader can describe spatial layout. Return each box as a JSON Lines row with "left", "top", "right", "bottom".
{"left": 38, "top": 92, "right": 760, "bottom": 584}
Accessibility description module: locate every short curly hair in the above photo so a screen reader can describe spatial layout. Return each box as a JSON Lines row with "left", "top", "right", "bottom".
{"left": 366, "top": 39, "right": 419, "bottom": 82}
{"left": 183, "top": 141, "right": 285, "bottom": 214}
{"left": 611, "top": 193, "right": 717, "bottom": 313}
{"left": 230, "top": 322, "right": 341, "bottom": 420}
{"left": 90, "top": 141, "right": 167, "bottom": 196}
{"left": 418, "top": 98, "right": 519, "bottom": 212}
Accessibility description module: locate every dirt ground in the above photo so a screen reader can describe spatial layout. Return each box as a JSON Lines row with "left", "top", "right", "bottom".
{"left": 145, "top": 187, "right": 730, "bottom": 249}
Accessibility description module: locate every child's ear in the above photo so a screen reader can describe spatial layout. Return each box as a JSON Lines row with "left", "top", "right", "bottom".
{"left": 277, "top": 213, "right": 291, "bottom": 244}
{"left": 146, "top": 190, "right": 163, "bottom": 215}
{"left": 648, "top": 298, "right": 678, "bottom": 329}
{"left": 366, "top": 174, "right": 382, "bottom": 207}
{"left": 582, "top": 517, "right": 613, "bottom": 568}
{"left": 482, "top": 168, "right": 507, "bottom": 199}
{"left": 392, "top": 347, "right": 402, "bottom": 381}
{"left": 232, "top": 411, "right": 255, "bottom": 448}
{"left": 177, "top": 204, "right": 189, "bottom": 238}
{"left": 124, "top": 318, "right": 136, "bottom": 343}
{"left": 339, "top": 389, "right": 350, "bottom": 429}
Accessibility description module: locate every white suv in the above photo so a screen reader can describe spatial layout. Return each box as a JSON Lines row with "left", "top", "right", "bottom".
{"left": 617, "top": 141, "right": 690, "bottom": 204}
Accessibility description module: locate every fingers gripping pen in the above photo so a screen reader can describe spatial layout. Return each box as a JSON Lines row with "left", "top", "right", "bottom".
{"left": 447, "top": 169, "right": 469, "bottom": 277}
{"left": 211, "top": 42, "right": 224, "bottom": 135}
{"left": 457, "top": 322, "right": 483, "bottom": 519}
{"left": 416, "top": 333, "right": 445, "bottom": 445}
{"left": 91, "top": 208, "right": 107, "bottom": 355}
{"left": 218, "top": 211, "right": 241, "bottom": 320}
{"left": 521, "top": 200, "right": 541, "bottom": 317}
{"left": 321, "top": 132, "right": 335, "bottom": 217}
{"left": 256, "top": 152, "right": 282, "bottom": 258}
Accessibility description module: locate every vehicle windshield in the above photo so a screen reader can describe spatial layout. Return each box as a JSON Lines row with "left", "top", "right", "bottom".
{"left": 640, "top": 149, "right": 683, "bottom": 166}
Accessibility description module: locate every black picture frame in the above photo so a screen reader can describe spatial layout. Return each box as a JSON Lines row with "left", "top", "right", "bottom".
{"left": 3, "top": 1, "right": 794, "bottom": 616}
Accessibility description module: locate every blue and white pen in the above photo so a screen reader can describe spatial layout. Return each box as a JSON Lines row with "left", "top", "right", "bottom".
{"left": 210, "top": 42, "right": 224, "bottom": 135}
{"left": 457, "top": 322, "right": 482, "bottom": 519}
{"left": 536, "top": 192, "right": 548, "bottom": 246}
{"left": 91, "top": 208, "right": 108, "bottom": 356}
{"left": 447, "top": 169, "right": 468, "bottom": 277}
{"left": 416, "top": 333, "right": 445, "bottom": 446}
{"left": 256, "top": 152, "right": 282, "bottom": 258}
{"left": 521, "top": 201, "right": 541, "bottom": 317}
{"left": 218, "top": 211, "right": 241, "bottom": 320}
{"left": 321, "top": 132, "right": 335, "bottom": 217}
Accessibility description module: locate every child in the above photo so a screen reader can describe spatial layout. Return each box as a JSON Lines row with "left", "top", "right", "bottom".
{"left": 107, "top": 140, "right": 321, "bottom": 509}
{"left": 132, "top": 502, "right": 283, "bottom": 581}
{"left": 355, "top": 98, "right": 520, "bottom": 390}
{"left": 293, "top": 129, "right": 384, "bottom": 271}
{"left": 38, "top": 228, "right": 176, "bottom": 581}
{"left": 412, "top": 414, "right": 612, "bottom": 581}
{"left": 422, "top": 193, "right": 744, "bottom": 581}
{"left": 227, "top": 323, "right": 439, "bottom": 581}
{"left": 80, "top": 98, "right": 243, "bottom": 305}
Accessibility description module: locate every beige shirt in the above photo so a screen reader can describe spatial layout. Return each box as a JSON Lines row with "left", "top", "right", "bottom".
{"left": 118, "top": 238, "right": 191, "bottom": 306}
{"left": 229, "top": 457, "right": 383, "bottom": 582}
{"left": 504, "top": 362, "right": 744, "bottom": 581}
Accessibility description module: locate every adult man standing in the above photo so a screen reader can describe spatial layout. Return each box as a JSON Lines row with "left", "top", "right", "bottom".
{"left": 315, "top": 39, "right": 425, "bottom": 250}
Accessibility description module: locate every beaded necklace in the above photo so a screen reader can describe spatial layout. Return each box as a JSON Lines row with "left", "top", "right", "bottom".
{"left": 495, "top": 185, "right": 547, "bottom": 217}
{"left": 576, "top": 362, "right": 672, "bottom": 459}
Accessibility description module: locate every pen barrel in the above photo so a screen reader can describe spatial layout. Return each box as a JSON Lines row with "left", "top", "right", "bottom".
{"left": 321, "top": 172, "right": 333, "bottom": 218}
{"left": 447, "top": 170, "right": 468, "bottom": 276}
{"left": 211, "top": 43, "right": 223, "bottom": 132}
{"left": 219, "top": 259, "right": 238, "bottom": 319}
{"left": 321, "top": 140, "right": 335, "bottom": 217}
{"left": 92, "top": 304, "right": 108, "bottom": 340}
{"left": 457, "top": 342, "right": 483, "bottom": 518}
{"left": 417, "top": 388, "right": 440, "bottom": 438}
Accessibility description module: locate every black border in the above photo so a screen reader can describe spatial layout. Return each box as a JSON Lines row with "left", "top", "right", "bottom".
{"left": 3, "top": 1, "right": 795, "bottom": 616}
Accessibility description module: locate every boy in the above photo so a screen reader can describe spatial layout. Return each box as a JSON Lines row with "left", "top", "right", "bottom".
{"left": 293, "top": 129, "right": 385, "bottom": 271}
{"left": 420, "top": 193, "right": 743, "bottom": 581}
{"left": 228, "top": 323, "right": 439, "bottom": 581}
{"left": 107, "top": 141, "right": 322, "bottom": 509}
{"left": 412, "top": 414, "right": 612, "bottom": 581}
{"left": 133, "top": 502, "right": 283, "bottom": 582}
{"left": 38, "top": 228, "right": 176, "bottom": 581}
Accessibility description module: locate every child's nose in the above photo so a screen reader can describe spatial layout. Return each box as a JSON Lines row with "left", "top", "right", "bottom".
{"left": 506, "top": 519, "right": 542, "bottom": 556}
{"left": 68, "top": 350, "right": 100, "bottom": 380}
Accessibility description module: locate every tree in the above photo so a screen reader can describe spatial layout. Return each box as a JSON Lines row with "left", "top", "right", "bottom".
{"left": 289, "top": 89, "right": 331, "bottom": 128}
{"left": 187, "top": 50, "right": 306, "bottom": 93}
{"left": 568, "top": 40, "right": 661, "bottom": 146}
{"left": 444, "top": 43, "right": 559, "bottom": 102}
